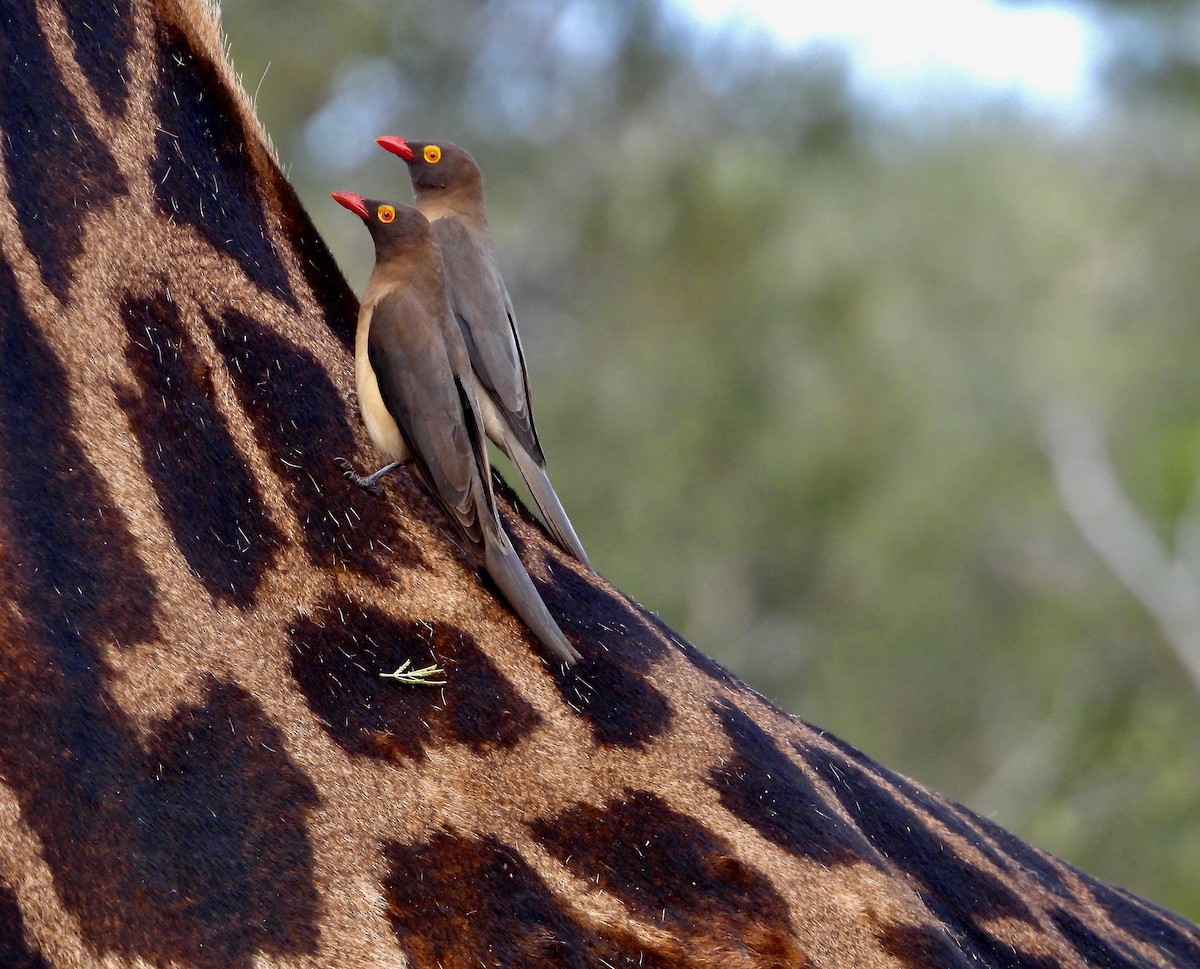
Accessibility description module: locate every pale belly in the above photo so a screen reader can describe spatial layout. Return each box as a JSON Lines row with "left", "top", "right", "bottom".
{"left": 355, "top": 329, "right": 409, "bottom": 464}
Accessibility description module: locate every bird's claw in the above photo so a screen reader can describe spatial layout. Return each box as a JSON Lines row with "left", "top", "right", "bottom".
{"left": 380, "top": 658, "right": 447, "bottom": 687}
{"left": 335, "top": 456, "right": 384, "bottom": 495}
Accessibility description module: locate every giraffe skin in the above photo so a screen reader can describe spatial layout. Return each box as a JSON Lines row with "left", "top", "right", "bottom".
{"left": 0, "top": 1, "right": 1197, "bottom": 967}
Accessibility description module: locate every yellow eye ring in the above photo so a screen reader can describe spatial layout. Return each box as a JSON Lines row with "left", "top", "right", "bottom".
{"left": 377, "top": 204, "right": 396, "bottom": 223}
{"left": 423, "top": 145, "right": 442, "bottom": 164}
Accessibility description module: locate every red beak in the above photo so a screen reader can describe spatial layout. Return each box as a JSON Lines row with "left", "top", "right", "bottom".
{"left": 331, "top": 191, "right": 369, "bottom": 219}
{"left": 376, "top": 135, "right": 415, "bottom": 162}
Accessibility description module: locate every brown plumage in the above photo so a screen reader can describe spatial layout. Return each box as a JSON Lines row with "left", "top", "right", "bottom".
{"left": 375, "top": 136, "right": 592, "bottom": 571}
{"left": 331, "top": 191, "right": 580, "bottom": 665}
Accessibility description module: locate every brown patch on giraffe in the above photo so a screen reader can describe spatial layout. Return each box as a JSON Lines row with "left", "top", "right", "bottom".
{"left": 0, "top": 256, "right": 158, "bottom": 646}
{"left": 266, "top": 165, "right": 362, "bottom": 351}
{"left": 794, "top": 743, "right": 1067, "bottom": 969}
{"left": 503, "top": 519, "right": 671, "bottom": 748}
{"left": 382, "top": 829, "right": 598, "bottom": 967}
{"left": 529, "top": 789, "right": 809, "bottom": 967}
{"left": 149, "top": 18, "right": 297, "bottom": 307}
{"left": 383, "top": 829, "right": 790, "bottom": 969}
{"left": 116, "top": 291, "right": 283, "bottom": 607}
{"left": 0, "top": 0, "right": 127, "bottom": 301}
{"left": 0, "top": 884, "right": 51, "bottom": 969}
{"left": 289, "top": 598, "right": 541, "bottom": 761}
{"left": 946, "top": 802, "right": 1071, "bottom": 899}
{"left": 58, "top": 0, "right": 134, "bottom": 118}
{"left": 817, "top": 729, "right": 1076, "bottom": 898}
{"left": 0, "top": 602, "right": 322, "bottom": 969}
{"left": 382, "top": 831, "right": 582, "bottom": 967}
{"left": 206, "top": 308, "right": 425, "bottom": 574}
{"left": 550, "top": 642, "right": 673, "bottom": 749}
{"left": 137, "top": 680, "right": 323, "bottom": 956}
{"left": 1048, "top": 907, "right": 1155, "bottom": 969}
{"left": 874, "top": 919, "right": 972, "bottom": 969}
{"left": 1085, "top": 878, "right": 1200, "bottom": 967}
{"left": 708, "top": 701, "right": 879, "bottom": 867}
{"left": 0, "top": 265, "right": 320, "bottom": 967}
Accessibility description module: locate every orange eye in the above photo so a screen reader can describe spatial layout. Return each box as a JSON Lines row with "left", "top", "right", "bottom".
{"left": 423, "top": 145, "right": 442, "bottom": 164}
{"left": 377, "top": 204, "right": 396, "bottom": 223}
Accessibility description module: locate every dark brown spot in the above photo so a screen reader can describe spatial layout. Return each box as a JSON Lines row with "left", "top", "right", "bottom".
{"left": 289, "top": 598, "right": 540, "bottom": 761}
{"left": 382, "top": 830, "right": 755, "bottom": 969}
{"left": 0, "top": 884, "right": 51, "bottom": 969}
{"left": 819, "top": 730, "right": 1074, "bottom": 898}
{"left": 951, "top": 804, "right": 1070, "bottom": 898}
{"left": 0, "top": 258, "right": 157, "bottom": 647}
{"left": 59, "top": 0, "right": 134, "bottom": 117}
{"left": 150, "top": 21, "right": 295, "bottom": 306}
{"left": 117, "top": 292, "right": 282, "bottom": 607}
{"left": 498, "top": 501, "right": 671, "bottom": 747}
{"left": 1087, "top": 878, "right": 1200, "bottom": 967}
{"left": 1049, "top": 908, "right": 1155, "bottom": 969}
{"left": 0, "top": 630, "right": 321, "bottom": 969}
{"left": 530, "top": 789, "right": 807, "bottom": 966}
{"left": 268, "top": 166, "right": 360, "bottom": 350}
{"left": 709, "top": 701, "right": 877, "bottom": 867}
{"left": 822, "top": 730, "right": 1023, "bottom": 876}
{"left": 794, "top": 741, "right": 1053, "bottom": 968}
{"left": 550, "top": 639, "right": 673, "bottom": 749}
{"left": 875, "top": 921, "right": 972, "bottom": 969}
{"left": 136, "top": 680, "right": 323, "bottom": 964}
{"left": 206, "top": 308, "right": 424, "bottom": 575}
{"left": 383, "top": 831, "right": 596, "bottom": 968}
{"left": 958, "top": 935, "right": 1066, "bottom": 969}
{"left": 0, "top": 0, "right": 127, "bottom": 299}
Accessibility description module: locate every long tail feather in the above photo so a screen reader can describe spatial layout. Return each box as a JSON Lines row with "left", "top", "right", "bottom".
{"left": 509, "top": 443, "right": 593, "bottom": 571}
{"left": 484, "top": 534, "right": 580, "bottom": 665}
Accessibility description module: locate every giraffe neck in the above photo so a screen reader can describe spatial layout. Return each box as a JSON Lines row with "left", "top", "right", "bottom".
{"left": 0, "top": 2, "right": 1197, "bottom": 966}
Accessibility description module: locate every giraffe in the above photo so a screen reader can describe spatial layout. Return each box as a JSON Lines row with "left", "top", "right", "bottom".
{"left": 0, "top": 0, "right": 1197, "bottom": 966}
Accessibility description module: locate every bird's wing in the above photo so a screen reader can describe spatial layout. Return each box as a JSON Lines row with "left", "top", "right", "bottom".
{"left": 432, "top": 216, "right": 544, "bottom": 463}
{"left": 367, "top": 288, "right": 492, "bottom": 559}
{"left": 368, "top": 289, "right": 579, "bottom": 663}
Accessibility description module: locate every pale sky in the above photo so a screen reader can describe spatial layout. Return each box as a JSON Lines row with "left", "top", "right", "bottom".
{"left": 678, "top": 0, "right": 1103, "bottom": 114}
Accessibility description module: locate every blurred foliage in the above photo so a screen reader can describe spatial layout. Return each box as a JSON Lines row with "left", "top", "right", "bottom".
{"left": 222, "top": 0, "right": 1200, "bottom": 919}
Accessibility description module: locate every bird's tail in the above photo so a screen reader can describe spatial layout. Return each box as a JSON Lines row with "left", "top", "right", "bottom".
{"left": 484, "top": 531, "right": 581, "bottom": 665}
{"left": 508, "top": 443, "right": 593, "bottom": 571}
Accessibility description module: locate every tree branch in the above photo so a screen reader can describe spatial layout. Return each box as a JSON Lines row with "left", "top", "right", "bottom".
{"left": 1043, "top": 403, "right": 1200, "bottom": 695}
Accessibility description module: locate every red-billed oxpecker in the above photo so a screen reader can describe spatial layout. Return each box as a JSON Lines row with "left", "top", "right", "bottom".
{"left": 375, "top": 136, "right": 592, "bottom": 571}
{"left": 331, "top": 191, "right": 580, "bottom": 665}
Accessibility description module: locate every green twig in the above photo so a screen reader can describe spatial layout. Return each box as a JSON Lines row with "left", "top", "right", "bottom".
{"left": 380, "top": 658, "right": 447, "bottom": 686}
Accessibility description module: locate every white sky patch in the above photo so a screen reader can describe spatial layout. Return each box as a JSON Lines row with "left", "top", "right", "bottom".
{"left": 678, "top": 0, "right": 1103, "bottom": 113}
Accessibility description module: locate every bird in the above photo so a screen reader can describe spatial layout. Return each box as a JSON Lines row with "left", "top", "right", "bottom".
{"left": 374, "top": 135, "right": 592, "bottom": 571}
{"left": 330, "top": 190, "right": 580, "bottom": 666}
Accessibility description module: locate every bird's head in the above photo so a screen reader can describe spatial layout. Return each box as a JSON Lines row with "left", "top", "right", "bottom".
{"left": 376, "top": 136, "right": 482, "bottom": 196}
{"left": 331, "top": 192, "right": 433, "bottom": 257}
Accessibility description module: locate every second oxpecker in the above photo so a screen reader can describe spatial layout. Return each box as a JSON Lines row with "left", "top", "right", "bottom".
{"left": 376, "top": 135, "right": 592, "bottom": 571}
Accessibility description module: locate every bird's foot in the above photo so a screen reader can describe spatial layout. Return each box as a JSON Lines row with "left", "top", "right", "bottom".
{"left": 335, "top": 456, "right": 400, "bottom": 496}
{"left": 380, "top": 658, "right": 447, "bottom": 687}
